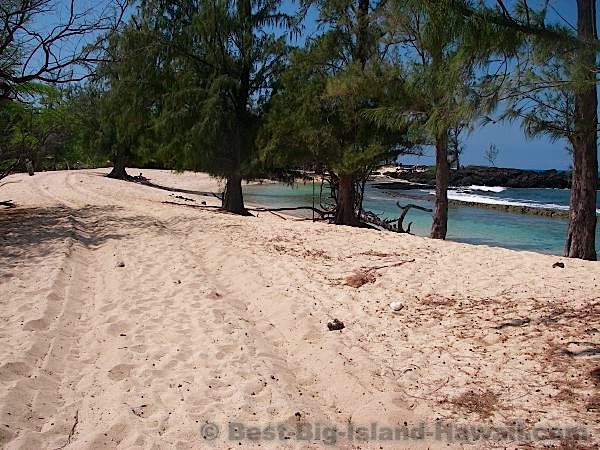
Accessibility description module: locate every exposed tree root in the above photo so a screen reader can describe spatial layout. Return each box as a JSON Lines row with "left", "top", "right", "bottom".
{"left": 361, "top": 202, "right": 432, "bottom": 233}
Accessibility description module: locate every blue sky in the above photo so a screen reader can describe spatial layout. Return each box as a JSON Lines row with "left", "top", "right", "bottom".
{"left": 423, "top": 123, "right": 571, "bottom": 170}
{"left": 439, "top": 1, "right": 583, "bottom": 170}
{"left": 454, "top": 1, "right": 583, "bottom": 170}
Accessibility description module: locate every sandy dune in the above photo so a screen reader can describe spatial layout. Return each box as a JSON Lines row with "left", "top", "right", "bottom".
{"left": 0, "top": 169, "right": 599, "bottom": 449}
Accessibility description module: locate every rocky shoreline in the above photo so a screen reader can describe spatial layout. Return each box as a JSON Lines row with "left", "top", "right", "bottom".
{"left": 375, "top": 165, "right": 600, "bottom": 189}
{"left": 380, "top": 190, "right": 596, "bottom": 220}
{"left": 446, "top": 199, "right": 571, "bottom": 219}
{"left": 371, "top": 165, "right": 600, "bottom": 220}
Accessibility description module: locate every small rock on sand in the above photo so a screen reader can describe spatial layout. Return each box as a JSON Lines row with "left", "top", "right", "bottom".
{"left": 327, "top": 319, "right": 344, "bottom": 331}
{"left": 389, "top": 301, "right": 403, "bottom": 311}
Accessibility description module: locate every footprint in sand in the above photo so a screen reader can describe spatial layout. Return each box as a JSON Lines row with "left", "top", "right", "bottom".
{"left": 107, "top": 321, "right": 130, "bottom": 336}
{"left": 99, "top": 302, "right": 117, "bottom": 313}
{"left": 0, "top": 361, "right": 31, "bottom": 382}
{"left": 129, "top": 344, "right": 148, "bottom": 353}
{"left": 22, "top": 318, "right": 49, "bottom": 331}
{"left": 108, "top": 363, "right": 136, "bottom": 381}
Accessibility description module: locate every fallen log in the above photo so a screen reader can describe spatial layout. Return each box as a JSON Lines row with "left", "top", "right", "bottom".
{"left": 249, "top": 206, "right": 334, "bottom": 220}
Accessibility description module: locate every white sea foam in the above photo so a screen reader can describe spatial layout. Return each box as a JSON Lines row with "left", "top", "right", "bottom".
{"left": 420, "top": 189, "right": 600, "bottom": 214}
{"left": 464, "top": 185, "right": 507, "bottom": 193}
{"left": 447, "top": 190, "right": 566, "bottom": 210}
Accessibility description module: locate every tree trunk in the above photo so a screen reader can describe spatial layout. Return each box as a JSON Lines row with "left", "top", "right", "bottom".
{"left": 25, "top": 159, "right": 34, "bottom": 176}
{"left": 565, "top": 138, "right": 597, "bottom": 260}
{"left": 431, "top": 132, "right": 449, "bottom": 239}
{"left": 334, "top": 174, "right": 361, "bottom": 226}
{"left": 107, "top": 147, "right": 129, "bottom": 180}
{"left": 564, "top": 0, "right": 598, "bottom": 260}
{"left": 222, "top": 174, "right": 250, "bottom": 215}
{"left": 356, "top": 0, "right": 370, "bottom": 68}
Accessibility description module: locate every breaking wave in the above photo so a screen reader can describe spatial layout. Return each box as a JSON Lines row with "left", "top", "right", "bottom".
{"left": 464, "top": 185, "right": 507, "bottom": 193}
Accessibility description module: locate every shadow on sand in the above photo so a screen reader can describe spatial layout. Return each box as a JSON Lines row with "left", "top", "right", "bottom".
{"left": 137, "top": 179, "right": 222, "bottom": 199}
{"left": 0, "top": 205, "right": 167, "bottom": 264}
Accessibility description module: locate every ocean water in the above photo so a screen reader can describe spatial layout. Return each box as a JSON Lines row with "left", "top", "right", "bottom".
{"left": 243, "top": 181, "right": 600, "bottom": 256}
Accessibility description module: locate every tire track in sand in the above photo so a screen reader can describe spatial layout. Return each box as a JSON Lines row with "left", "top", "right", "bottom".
{"left": 0, "top": 172, "right": 100, "bottom": 449}
{"left": 0, "top": 235, "right": 95, "bottom": 449}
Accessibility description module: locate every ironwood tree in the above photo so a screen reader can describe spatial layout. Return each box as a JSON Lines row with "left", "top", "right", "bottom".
{"left": 565, "top": 0, "right": 597, "bottom": 260}
{"left": 92, "top": 20, "right": 168, "bottom": 180}
{"left": 261, "top": 0, "right": 416, "bottom": 226}
{"left": 456, "top": 0, "right": 598, "bottom": 260}
{"left": 137, "top": 0, "right": 296, "bottom": 214}
{"left": 366, "top": 0, "right": 486, "bottom": 239}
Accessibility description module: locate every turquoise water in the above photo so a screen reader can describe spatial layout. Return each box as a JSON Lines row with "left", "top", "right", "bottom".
{"left": 243, "top": 181, "right": 600, "bottom": 256}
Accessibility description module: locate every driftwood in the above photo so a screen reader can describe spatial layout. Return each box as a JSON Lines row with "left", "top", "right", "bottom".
{"left": 251, "top": 208, "right": 288, "bottom": 220}
{"left": 247, "top": 203, "right": 426, "bottom": 230}
{"left": 394, "top": 202, "right": 432, "bottom": 232}
{"left": 250, "top": 206, "right": 334, "bottom": 220}
{"left": 0, "top": 200, "right": 16, "bottom": 208}
{"left": 364, "top": 259, "right": 416, "bottom": 271}
{"left": 162, "top": 201, "right": 220, "bottom": 209}
{"left": 361, "top": 202, "right": 432, "bottom": 233}
{"left": 173, "top": 195, "right": 195, "bottom": 202}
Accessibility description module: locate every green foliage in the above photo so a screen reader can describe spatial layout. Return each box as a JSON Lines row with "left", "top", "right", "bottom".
{"left": 0, "top": 85, "right": 95, "bottom": 173}
{"left": 260, "top": 0, "right": 418, "bottom": 182}
{"left": 140, "top": 0, "right": 296, "bottom": 180}
{"left": 495, "top": 37, "right": 583, "bottom": 144}
{"left": 366, "top": 0, "right": 485, "bottom": 147}
{"left": 89, "top": 23, "right": 170, "bottom": 170}
{"left": 262, "top": 51, "right": 413, "bottom": 176}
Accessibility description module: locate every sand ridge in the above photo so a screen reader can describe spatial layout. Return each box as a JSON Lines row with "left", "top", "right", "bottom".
{"left": 0, "top": 169, "right": 599, "bottom": 449}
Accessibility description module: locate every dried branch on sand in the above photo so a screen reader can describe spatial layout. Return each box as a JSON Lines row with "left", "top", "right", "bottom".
{"left": 345, "top": 259, "right": 416, "bottom": 288}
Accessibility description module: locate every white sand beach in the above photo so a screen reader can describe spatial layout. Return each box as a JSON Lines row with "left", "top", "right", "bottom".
{"left": 0, "top": 169, "right": 599, "bottom": 449}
